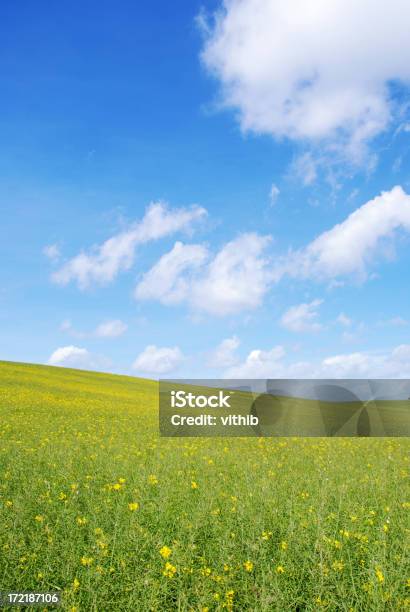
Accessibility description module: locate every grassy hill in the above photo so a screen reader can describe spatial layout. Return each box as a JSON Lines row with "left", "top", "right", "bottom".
{"left": 0, "top": 361, "right": 409, "bottom": 610}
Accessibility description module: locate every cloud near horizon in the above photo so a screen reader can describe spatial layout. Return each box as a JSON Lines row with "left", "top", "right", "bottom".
{"left": 225, "top": 343, "right": 410, "bottom": 379}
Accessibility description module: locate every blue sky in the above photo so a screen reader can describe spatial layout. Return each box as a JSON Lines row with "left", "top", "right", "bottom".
{"left": 1, "top": 0, "right": 410, "bottom": 378}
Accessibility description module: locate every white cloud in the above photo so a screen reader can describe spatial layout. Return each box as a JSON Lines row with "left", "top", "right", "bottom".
{"left": 60, "top": 318, "right": 127, "bottom": 339}
{"left": 52, "top": 202, "right": 206, "bottom": 289}
{"left": 43, "top": 244, "right": 60, "bottom": 262}
{"left": 135, "top": 233, "right": 272, "bottom": 316}
{"left": 207, "top": 336, "right": 240, "bottom": 368}
{"left": 135, "top": 242, "right": 208, "bottom": 304}
{"left": 337, "top": 313, "right": 352, "bottom": 327}
{"left": 132, "top": 345, "right": 184, "bottom": 375}
{"left": 95, "top": 319, "right": 127, "bottom": 338}
{"left": 47, "top": 345, "right": 109, "bottom": 370}
{"left": 280, "top": 299, "right": 323, "bottom": 333}
{"left": 223, "top": 343, "right": 410, "bottom": 378}
{"left": 280, "top": 186, "right": 410, "bottom": 281}
{"left": 190, "top": 233, "right": 271, "bottom": 315}
{"left": 201, "top": 0, "right": 410, "bottom": 159}
{"left": 225, "top": 345, "right": 285, "bottom": 378}
{"left": 269, "top": 183, "right": 280, "bottom": 205}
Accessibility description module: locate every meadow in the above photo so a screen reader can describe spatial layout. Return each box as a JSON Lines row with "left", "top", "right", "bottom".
{"left": 0, "top": 360, "right": 409, "bottom": 611}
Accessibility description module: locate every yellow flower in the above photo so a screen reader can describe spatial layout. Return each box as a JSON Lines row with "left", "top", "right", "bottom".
{"left": 261, "top": 530, "right": 272, "bottom": 540}
{"left": 128, "top": 502, "right": 139, "bottom": 511}
{"left": 148, "top": 475, "right": 158, "bottom": 485}
{"left": 280, "top": 540, "right": 288, "bottom": 550}
{"left": 332, "top": 561, "right": 345, "bottom": 572}
{"left": 94, "top": 527, "right": 103, "bottom": 536}
{"left": 5, "top": 500, "right": 13, "bottom": 508}
{"left": 76, "top": 517, "right": 87, "bottom": 525}
{"left": 191, "top": 481, "right": 198, "bottom": 489}
{"left": 73, "top": 577, "right": 80, "bottom": 590}
{"left": 118, "top": 477, "right": 126, "bottom": 484}
{"left": 59, "top": 492, "right": 67, "bottom": 500}
{"left": 35, "top": 515, "right": 44, "bottom": 523}
{"left": 37, "top": 572, "right": 44, "bottom": 579}
{"left": 159, "top": 545, "right": 172, "bottom": 559}
{"left": 80, "top": 556, "right": 94, "bottom": 566}
{"left": 375, "top": 568, "right": 385, "bottom": 584}
{"left": 276, "top": 565, "right": 285, "bottom": 574}
{"left": 162, "top": 562, "right": 177, "bottom": 578}
{"left": 243, "top": 560, "right": 253, "bottom": 572}
{"left": 112, "top": 483, "right": 122, "bottom": 491}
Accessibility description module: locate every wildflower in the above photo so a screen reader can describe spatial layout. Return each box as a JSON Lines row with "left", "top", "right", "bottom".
{"left": 35, "top": 515, "right": 44, "bottom": 523}
{"left": 76, "top": 517, "right": 87, "bottom": 525}
{"left": 80, "top": 556, "right": 94, "bottom": 566}
{"left": 243, "top": 560, "right": 253, "bottom": 572}
{"left": 261, "top": 530, "right": 272, "bottom": 540}
{"left": 37, "top": 572, "right": 44, "bottom": 579}
{"left": 276, "top": 565, "right": 285, "bottom": 574}
{"left": 162, "top": 562, "right": 177, "bottom": 578}
{"left": 148, "top": 475, "right": 158, "bottom": 485}
{"left": 5, "top": 500, "right": 13, "bottom": 508}
{"left": 159, "top": 545, "right": 172, "bottom": 559}
{"left": 128, "top": 501, "right": 139, "bottom": 511}
{"left": 59, "top": 492, "right": 67, "bottom": 500}
{"left": 118, "top": 477, "right": 126, "bottom": 484}
{"left": 112, "top": 483, "right": 122, "bottom": 491}
{"left": 73, "top": 578, "right": 80, "bottom": 590}
{"left": 375, "top": 568, "right": 385, "bottom": 584}
{"left": 332, "top": 561, "right": 345, "bottom": 572}
{"left": 191, "top": 481, "right": 198, "bottom": 489}
{"left": 280, "top": 540, "right": 288, "bottom": 550}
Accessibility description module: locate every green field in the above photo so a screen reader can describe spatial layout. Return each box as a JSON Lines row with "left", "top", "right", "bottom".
{"left": 0, "top": 361, "right": 409, "bottom": 611}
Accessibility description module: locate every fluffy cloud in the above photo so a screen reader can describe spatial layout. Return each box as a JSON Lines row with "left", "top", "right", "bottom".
{"left": 47, "top": 345, "right": 109, "bottom": 370}
{"left": 279, "top": 186, "right": 410, "bottom": 281}
{"left": 134, "top": 242, "right": 208, "bottom": 304}
{"left": 207, "top": 336, "right": 240, "bottom": 368}
{"left": 280, "top": 299, "right": 323, "bottom": 333}
{"left": 52, "top": 202, "right": 206, "bottom": 289}
{"left": 95, "top": 320, "right": 127, "bottom": 338}
{"left": 224, "top": 344, "right": 410, "bottom": 379}
{"left": 225, "top": 346, "right": 285, "bottom": 378}
{"left": 190, "top": 233, "right": 271, "bottom": 315}
{"left": 60, "top": 319, "right": 127, "bottom": 339}
{"left": 132, "top": 345, "right": 184, "bottom": 375}
{"left": 135, "top": 233, "right": 272, "bottom": 316}
{"left": 201, "top": 0, "right": 410, "bottom": 158}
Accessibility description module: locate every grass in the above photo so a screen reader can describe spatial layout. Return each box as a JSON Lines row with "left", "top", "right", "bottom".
{"left": 0, "top": 360, "right": 409, "bottom": 611}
